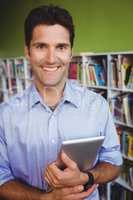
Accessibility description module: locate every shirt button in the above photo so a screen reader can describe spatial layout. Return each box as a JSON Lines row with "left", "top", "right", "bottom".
{"left": 51, "top": 139, "right": 55, "bottom": 144}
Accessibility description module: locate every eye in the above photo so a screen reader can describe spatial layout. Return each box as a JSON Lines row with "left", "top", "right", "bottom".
{"left": 57, "top": 45, "right": 65, "bottom": 50}
{"left": 36, "top": 43, "right": 46, "bottom": 49}
{"left": 57, "top": 44, "right": 69, "bottom": 51}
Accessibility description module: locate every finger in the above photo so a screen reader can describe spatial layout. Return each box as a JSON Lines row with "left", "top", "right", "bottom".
{"left": 47, "top": 162, "right": 63, "bottom": 178}
{"left": 45, "top": 168, "right": 64, "bottom": 188}
{"left": 62, "top": 185, "right": 84, "bottom": 196}
{"left": 65, "top": 193, "right": 84, "bottom": 200}
{"left": 45, "top": 164, "right": 58, "bottom": 182}
{"left": 47, "top": 163, "right": 68, "bottom": 185}
{"left": 76, "top": 184, "right": 97, "bottom": 199}
{"left": 45, "top": 176, "right": 50, "bottom": 185}
{"left": 65, "top": 185, "right": 97, "bottom": 200}
{"left": 84, "top": 184, "right": 97, "bottom": 195}
{"left": 55, "top": 157, "right": 62, "bottom": 167}
{"left": 44, "top": 169, "right": 53, "bottom": 185}
{"left": 61, "top": 151, "right": 78, "bottom": 170}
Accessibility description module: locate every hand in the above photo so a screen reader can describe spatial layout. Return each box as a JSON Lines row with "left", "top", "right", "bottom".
{"left": 44, "top": 151, "right": 88, "bottom": 188}
{"left": 45, "top": 184, "right": 97, "bottom": 200}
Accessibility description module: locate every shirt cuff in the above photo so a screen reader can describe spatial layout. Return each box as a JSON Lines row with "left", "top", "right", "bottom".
{"left": 0, "top": 171, "right": 15, "bottom": 186}
{"left": 99, "top": 150, "right": 123, "bottom": 166}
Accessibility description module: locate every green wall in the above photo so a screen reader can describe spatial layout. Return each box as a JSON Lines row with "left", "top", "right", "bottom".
{"left": 0, "top": 0, "right": 133, "bottom": 57}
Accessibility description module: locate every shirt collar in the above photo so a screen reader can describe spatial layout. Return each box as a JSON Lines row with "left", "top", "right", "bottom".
{"left": 28, "top": 80, "right": 81, "bottom": 109}
{"left": 28, "top": 84, "right": 42, "bottom": 109}
{"left": 63, "top": 80, "right": 80, "bottom": 108}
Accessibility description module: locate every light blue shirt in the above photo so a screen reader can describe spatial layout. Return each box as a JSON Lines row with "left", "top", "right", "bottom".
{"left": 0, "top": 80, "right": 122, "bottom": 199}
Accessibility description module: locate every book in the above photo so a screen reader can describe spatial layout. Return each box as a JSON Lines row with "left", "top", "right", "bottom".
{"left": 110, "top": 58, "right": 118, "bottom": 87}
{"left": 89, "top": 64, "right": 96, "bottom": 86}
{"left": 85, "top": 63, "right": 91, "bottom": 85}
{"left": 69, "top": 62, "right": 78, "bottom": 80}
{"left": 127, "top": 66, "right": 133, "bottom": 89}
{"left": 120, "top": 56, "right": 131, "bottom": 89}
{"left": 127, "top": 134, "right": 133, "bottom": 157}
{"left": 117, "top": 55, "right": 122, "bottom": 88}
{"left": 123, "top": 95, "right": 132, "bottom": 125}
{"left": 77, "top": 63, "right": 82, "bottom": 83}
{"left": 94, "top": 63, "right": 106, "bottom": 86}
{"left": 82, "top": 63, "right": 87, "bottom": 86}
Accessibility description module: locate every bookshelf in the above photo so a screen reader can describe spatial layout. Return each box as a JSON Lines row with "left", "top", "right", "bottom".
{"left": 0, "top": 57, "right": 32, "bottom": 102}
{"left": 0, "top": 52, "right": 133, "bottom": 199}
{"left": 115, "top": 177, "right": 133, "bottom": 192}
{"left": 69, "top": 51, "right": 133, "bottom": 200}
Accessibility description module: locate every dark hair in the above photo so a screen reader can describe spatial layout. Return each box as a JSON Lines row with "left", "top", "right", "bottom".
{"left": 24, "top": 5, "right": 75, "bottom": 48}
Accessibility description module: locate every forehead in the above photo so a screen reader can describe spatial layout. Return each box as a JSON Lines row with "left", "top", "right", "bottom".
{"left": 31, "top": 24, "right": 70, "bottom": 44}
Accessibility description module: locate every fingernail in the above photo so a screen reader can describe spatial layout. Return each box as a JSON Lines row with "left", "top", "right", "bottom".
{"left": 78, "top": 185, "right": 83, "bottom": 191}
{"left": 62, "top": 151, "right": 65, "bottom": 156}
{"left": 62, "top": 151, "right": 66, "bottom": 159}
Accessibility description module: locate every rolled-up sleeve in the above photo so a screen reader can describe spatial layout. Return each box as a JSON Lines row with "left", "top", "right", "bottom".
{"left": 99, "top": 101, "right": 123, "bottom": 166}
{"left": 0, "top": 106, "right": 15, "bottom": 186}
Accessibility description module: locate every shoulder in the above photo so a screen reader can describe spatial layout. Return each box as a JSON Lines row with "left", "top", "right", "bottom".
{"left": 68, "top": 79, "right": 108, "bottom": 108}
{"left": 0, "top": 86, "right": 31, "bottom": 116}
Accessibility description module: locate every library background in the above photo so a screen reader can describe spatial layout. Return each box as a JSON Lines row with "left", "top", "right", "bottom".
{"left": 0, "top": 0, "right": 133, "bottom": 199}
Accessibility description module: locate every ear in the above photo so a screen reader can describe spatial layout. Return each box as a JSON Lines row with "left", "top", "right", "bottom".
{"left": 24, "top": 46, "right": 30, "bottom": 60}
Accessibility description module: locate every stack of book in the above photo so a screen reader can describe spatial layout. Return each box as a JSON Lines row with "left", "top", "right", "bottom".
{"left": 117, "top": 126, "right": 133, "bottom": 159}
{"left": 110, "top": 93, "right": 133, "bottom": 125}
{"left": 0, "top": 58, "right": 32, "bottom": 102}
{"left": 69, "top": 57, "right": 107, "bottom": 87}
{"left": 109, "top": 55, "right": 133, "bottom": 89}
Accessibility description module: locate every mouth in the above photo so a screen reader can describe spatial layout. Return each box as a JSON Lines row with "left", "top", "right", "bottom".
{"left": 42, "top": 66, "right": 60, "bottom": 72}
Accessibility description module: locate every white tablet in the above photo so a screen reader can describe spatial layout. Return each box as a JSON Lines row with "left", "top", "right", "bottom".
{"left": 59, "top": 136, "right": 104, "bottom": 171}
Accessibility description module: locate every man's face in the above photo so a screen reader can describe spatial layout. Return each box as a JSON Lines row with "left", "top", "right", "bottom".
{"left": 25, "top": 24, "right": 72, "bottom": 90}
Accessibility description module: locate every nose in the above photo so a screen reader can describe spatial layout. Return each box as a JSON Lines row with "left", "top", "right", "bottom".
{"left": 45, "top": 48, "right": 56, "bottom": 64}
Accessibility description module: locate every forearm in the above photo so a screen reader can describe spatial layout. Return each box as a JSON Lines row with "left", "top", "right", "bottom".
{"left": 0, "top": 179, "right": 91, "bottom": 200}
{"left": 0, "top": 180, "right": 51, "bottom": 200}
{"left": 90, "top": 161, "right": 121, "bottom": 184}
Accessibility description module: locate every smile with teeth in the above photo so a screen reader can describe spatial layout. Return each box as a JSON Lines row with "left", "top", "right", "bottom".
{"left": 43, "top": 66, "right": 60, "bottom": 72}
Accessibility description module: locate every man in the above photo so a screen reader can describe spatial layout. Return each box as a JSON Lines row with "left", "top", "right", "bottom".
{"left": 0, "top": 5, "right": 122, "bottom": 200}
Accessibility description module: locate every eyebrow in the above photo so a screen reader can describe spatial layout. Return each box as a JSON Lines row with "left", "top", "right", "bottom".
{"left": 56, "top": 43, "right": 70, "bottom": 47}
{"left": 32, "top": 42, "right": 47, "bottom": 47}
{"left": 31, "top": 42, "right": 70, "bottom": 47}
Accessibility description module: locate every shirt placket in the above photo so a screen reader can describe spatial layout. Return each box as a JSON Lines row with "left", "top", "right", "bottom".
{"left": 47, "top": 111, "right": 59, "bottom": 164}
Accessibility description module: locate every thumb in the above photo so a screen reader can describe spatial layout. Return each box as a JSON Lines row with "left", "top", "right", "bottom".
{"left": 61, "top": 151, "right": 77, "bottom": 170}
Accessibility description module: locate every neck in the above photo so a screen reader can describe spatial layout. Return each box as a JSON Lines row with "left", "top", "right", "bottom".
{"left": 34, "top": 81, "right": 66, "bottom": 108}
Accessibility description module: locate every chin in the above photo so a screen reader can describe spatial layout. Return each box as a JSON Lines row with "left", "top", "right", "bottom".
{"left": 42, "top": 82, "right": 59, "bottom": 88}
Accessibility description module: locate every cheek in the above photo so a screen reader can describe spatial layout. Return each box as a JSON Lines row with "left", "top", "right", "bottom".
{"left": 29, "top": 57, "right": 40, "bottom": 67}
{"left": 29, "top": 51, "right": 45, "bottom": 65}
{"left": 58, "top": 53, "right": 71, "bottom": 66}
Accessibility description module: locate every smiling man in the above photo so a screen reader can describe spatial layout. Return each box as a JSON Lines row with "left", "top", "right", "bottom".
{"left": 25, "top": 23, "right": 72, "bottom": 108}
{"left": 0, "top": 5, "right": 122, "bottom": 200}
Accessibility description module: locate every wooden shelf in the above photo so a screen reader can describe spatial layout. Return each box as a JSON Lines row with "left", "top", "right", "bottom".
{"left": 114, "top": 177, "right": 133, "bottom": 192}
{"left": 110, "top": 87, "right": 133, "bottom": 93}
{"left": 114, "top": 120, "right": 133, "bottom": 128}
{"left": 87, "top": 85, "right": 108, "bottom": 90}
{"left": 122, "top": 153, "right": 133, "bottom": 162}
